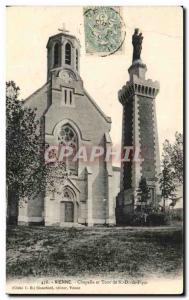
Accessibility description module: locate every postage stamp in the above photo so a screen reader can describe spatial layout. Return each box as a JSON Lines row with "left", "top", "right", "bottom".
{"left": 84, "top": 6, "right": 126, "bottom": 56}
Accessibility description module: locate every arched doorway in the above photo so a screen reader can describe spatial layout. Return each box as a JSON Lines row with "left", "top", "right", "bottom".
{"left": 60, "top": 188, "right": 76, "bottom": 223}
{"left": 63, "top": 201, "right": 74, "bottom": 222}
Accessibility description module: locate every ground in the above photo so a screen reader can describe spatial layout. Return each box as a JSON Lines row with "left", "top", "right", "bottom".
{"left": 6, "top": 225, "right": 183, "bottom": 279}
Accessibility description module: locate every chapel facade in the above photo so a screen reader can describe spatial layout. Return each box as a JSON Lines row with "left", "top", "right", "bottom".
{"left": 18, "top": 31, "right": 119, "bottom": 226}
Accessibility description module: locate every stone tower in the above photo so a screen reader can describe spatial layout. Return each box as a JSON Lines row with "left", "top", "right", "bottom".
{"left": 46, "top": 28, "right": 81, "bottom": 81}
{"left": 116, "top": 29, "right": 161, "bottom": 223}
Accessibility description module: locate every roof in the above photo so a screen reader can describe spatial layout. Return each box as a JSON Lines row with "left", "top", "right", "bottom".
{"left": 23, "top": 82, "right": 50, "bottom": 118}
{"left": 23, "top": 82, "right": 49, "bottom": 104}
{"left": 46, "top": 32, "right": 80, "bottom": 48}
{"left": 84, "top": 88, "right": 112, "bottom": 124}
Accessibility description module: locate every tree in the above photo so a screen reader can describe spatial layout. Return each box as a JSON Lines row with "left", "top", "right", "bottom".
{"left": 159, "top": 142, "right": 176, "bottom": 211}
{"left": 45, "top": 160, "right": 71, "bottom": 195}
{"left": 136, "top": 177, "right": 151, "bottom": 213}
{"left": 6, "top": 81, "right": 45, "bottom": 224}
{"left": 162, "top": 132, "right": 183, "bottom": 184}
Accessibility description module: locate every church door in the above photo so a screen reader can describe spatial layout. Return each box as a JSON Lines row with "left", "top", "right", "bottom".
{"left": 60, "top": 189, "right": 75, "bottom": 223}
{"left": 60, "top": 201, "right": 74, "bottom": 223}
{"left": 64, "top": 202, "right": 74, "bottom": 222}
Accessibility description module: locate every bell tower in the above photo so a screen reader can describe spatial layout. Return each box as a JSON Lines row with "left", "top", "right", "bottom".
{"left": 46, "top": 26, "right": 84, "bottom": 107}
{"left": 116, "top": 29, "right": 161, "bottom": 224}
{"left": 46, "top": 25, "right": 80, "bottom": 81}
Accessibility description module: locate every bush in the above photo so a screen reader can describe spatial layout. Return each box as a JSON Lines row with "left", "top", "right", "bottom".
{"left": 169, "top": 209, "right": 183, "bottom": 222}
{"left": 118, "top": 212, "right": 170, "bottom": 226}
{"left": 147, "top": 212, "right": 170, "bottom": 226}
{"left": 130, "top": 213, "right": 146, "bottom": 226}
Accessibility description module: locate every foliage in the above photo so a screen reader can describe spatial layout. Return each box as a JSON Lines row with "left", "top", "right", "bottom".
{"left": 6, "top": 81, "right": 71, "bottom": 209}
{"left": 122, "top": 211, "right": 170, "bottom": 226}
{"left": 159, "top": 153, "right": 176, "bottom": 199}
{"left": 159, "top": 138, "right": 179, "bottom": 210}
{"left": 147, "top": 212, "right": 170, "bottom": 226}
{"left": 169, "top": 209, "right": 183, "bottom": 222}
{"left": 137, "top": 177, "right": 150, "bottom": 203}
{"left": 135, "top": 177, "right": 151, "bottom": 213}
{"left": 6, "top": 81, "right": 45, "bottom": 200}
{"left": 162, "top": 132, "right": 183, "bottom": 184}
{"left": 130, "top": 213, "right": 147, "bottom": 226}
{"left": 45, "top": 160, "right": 70, "bottom": 195}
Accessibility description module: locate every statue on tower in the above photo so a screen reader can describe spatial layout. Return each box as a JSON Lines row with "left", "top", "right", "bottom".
{"left": 132, "top": 28, "right": 143, "bottom": 62}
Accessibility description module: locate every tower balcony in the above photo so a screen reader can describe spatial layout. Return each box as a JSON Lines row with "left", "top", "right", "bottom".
{"left": 118, "top": 78, "right": 160, "bottom": 105}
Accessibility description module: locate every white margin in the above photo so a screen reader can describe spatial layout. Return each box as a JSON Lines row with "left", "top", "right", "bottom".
{"left": 0, "top": 1, "right": 187, "bottom": 299}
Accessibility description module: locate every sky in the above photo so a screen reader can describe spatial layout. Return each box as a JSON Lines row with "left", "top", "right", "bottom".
{"left": 6, "top": 6, "right": 183, "bottom": 158}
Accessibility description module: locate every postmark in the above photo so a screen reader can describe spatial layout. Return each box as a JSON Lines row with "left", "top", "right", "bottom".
{"left": 84, "top": 7, "right": 126, "bottom": 57}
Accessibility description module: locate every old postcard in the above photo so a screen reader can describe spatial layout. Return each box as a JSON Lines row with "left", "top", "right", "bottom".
{"left": 6, "top": 6, "right": 183, "bottom": 295}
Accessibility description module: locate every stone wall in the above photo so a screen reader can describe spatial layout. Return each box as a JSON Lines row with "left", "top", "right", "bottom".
{"left": 138, "top": 96, "right": 156, "bottom": 180}
{"left": 19, "top": 69, "right": 115, "bottom": 225}
{"left": 122, "top": 99, "right": 133, "bottom": 190}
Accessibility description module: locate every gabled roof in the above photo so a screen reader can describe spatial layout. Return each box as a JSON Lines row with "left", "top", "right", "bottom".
{"left": 23, "top": 82, "right": 49, "bottom": 104}
{"left": 64, "top": 178, "right": 80, "bottom": 193}
{"left": 22, "top": 82, "right": 50, "bottom": 118}
{"left": 84, "top": 88, "right": 112, "bottom": 124}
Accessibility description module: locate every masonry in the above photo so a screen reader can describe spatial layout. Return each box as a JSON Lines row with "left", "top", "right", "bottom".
{"left": 116, "top": 29, "right": 161, "bottom": 223}
{"left": 17, "top": 30, "right": 120, "bottom": 227}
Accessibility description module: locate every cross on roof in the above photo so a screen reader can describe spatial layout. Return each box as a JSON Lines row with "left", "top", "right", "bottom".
{"left": 58, "top": 23, "right": 69, "bottom": 33}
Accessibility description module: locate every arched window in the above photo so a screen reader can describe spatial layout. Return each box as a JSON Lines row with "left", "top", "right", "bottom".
{"left": 63, "top": 189, "right": 72, "bottom": 201}
{"left": 65, "top": 43, "right": 71, "bottom": 65}
{"left": 58, "top": 124, "right": 78, "bottom": 174}
{"left": 76, "top": 49, "right": 78, "bottom": 71}
{"left": 54, "top": 42, "right": 61, "bottom": 67}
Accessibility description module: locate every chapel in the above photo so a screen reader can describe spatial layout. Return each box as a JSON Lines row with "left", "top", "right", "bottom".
{"left": 18, "top": 30, "right": 120, "bottom": 226}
